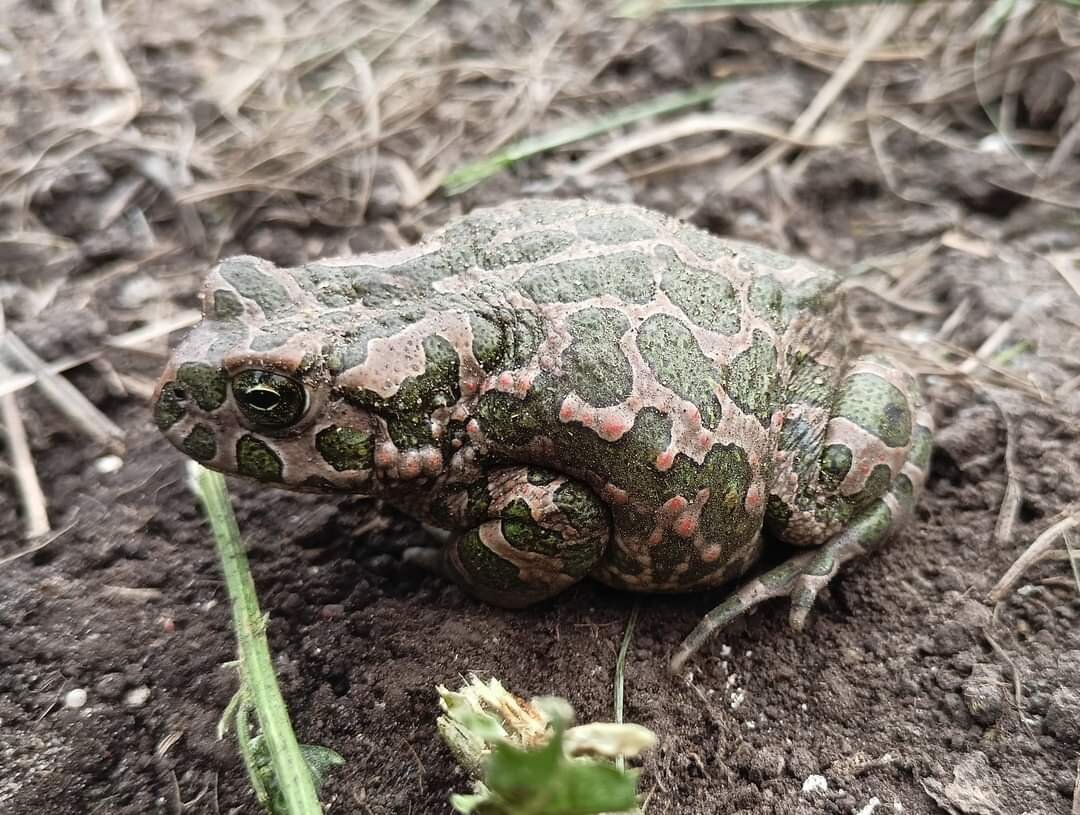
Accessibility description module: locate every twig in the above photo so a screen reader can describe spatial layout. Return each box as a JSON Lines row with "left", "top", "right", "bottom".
{"left": 1, "top": 333, "right": 126, "bottom": 452}
{"left": 566, "top": 112, "right": 847, "bottom": 178}
{"left": 0, "top": 364, "right": 50, "bottom": 539}
{"left": 988, "top": 511, "right": 1080, "bottom": 604}
{"left": 0, "top": 309, "right": 201, "bottom": 399}
{"left": 724, "top": 4, "right": 910, "bottom": 192}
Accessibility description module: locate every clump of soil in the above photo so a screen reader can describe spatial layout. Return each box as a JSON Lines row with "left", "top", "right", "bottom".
{"left": 2, "top": 2, "right": 1079, "bottom": 814}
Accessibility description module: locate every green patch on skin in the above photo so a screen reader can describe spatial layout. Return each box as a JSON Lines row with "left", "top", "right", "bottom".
{"left": 154, "top": 381, "right": 187, "bottom": 430}
{"left": 782, "top": 271, "right": 840, "bottom": 322}
{"left": 825, "top": 463, "right": 894, "bottom": 526}
{"left": 429, "top": 479, "right": 492, "bottom": 530}
{"left": 475, "top": 388, "right": 548, "bottom": 448}
{"left": 893, "top": 473, "right": 915, "bottom": 503}
{"left": 288, "top": 264, "right": 359, "bottom": 308}
{"left": 553, "top": 481, "right": 607, "bottom": 539}
{"left": 648, "top": 538, "right": 695, "bottom": 583}
{"left": 476, "top": 230, "right": 577, "bottom": 270}
{"left": 182, "top": 424, "right": 217, "bottom": 461}
{"left": 764, "top": 494, "right": 793, "bottom": 536}
{"left": 748, "top": 274, "right": 785, "bottom": 333}
{"left": 507, "top": 309, "right": 543, "bottom": 368}
{"left": 212, "top": 289, "right": 245, "bottom": 320}
{"left": 469, "top": 312, "right": 508, "bottom": 374}
{"left": 636, "top": 314, "right": 724, "bottom": 427}
{"left": 501, "top": 499, "right": 561, "bottom": 557}
{"left": 218, "top": 259, "right": 292, "bottom": 318}
{"left": 574, "top": 215, "right": 656, "bottom": 244}
{"left": 456, "top": 528, "right": 527, "bottom": 593}
{"left": 668, "top": 444, "right": 759, "bottom": 550}
{"left": 835, "top": 373, "right": 912, "bottom": 448}
{"left": 675, "top": 224, "right": 735, "bottom": 262}
{"left": 911, "top": 424, "right": 933, "bottom": 469}
{"left": 236, "top": 435, "right": 284, "bottom": 482}
{"left": 290, "top": 264, "right": 414, "bottom": 309}
{"left": 561, "top": 308, "right": 634, "bottom": 408}
{"left": 316, "top": 425, "right": 375, "bottom": 471}
{"left": 848, "top": 499, "right": 894, "bottom": 545}
{"left": 385, "top": 243, "right": 477, "bottom": 287}
{"left": 724, "top": 330, "right": 779, "bottom": 426}
{"left": 250, "top": 326, "right": 296, "bottom": 352}
{"left": 785, "top": 354, "right": 839, "bottom": 410}
{"left": 176, "top": 363, "right": 228, "bottom": 411}
{"left": 728, "top": 241, "right": 797, "bottom": 272}
{"left": 820, "top": 444, "right": 853, "bottom": 491}
{"left": 346, "top": 333, "right": 461, "bottom": 449}
{"left": 518, "top": 252, "right": 656, "bottom": 304}
{"left": 660, "top": 252, "right": 741, "bottom": 335}
{"left": 324, "top": 309, "right": 418, "bottom": 374}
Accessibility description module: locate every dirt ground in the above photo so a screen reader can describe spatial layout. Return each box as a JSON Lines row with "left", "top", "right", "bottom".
{"left": 3, "top": 2, "right": 1080, "bottom": 813}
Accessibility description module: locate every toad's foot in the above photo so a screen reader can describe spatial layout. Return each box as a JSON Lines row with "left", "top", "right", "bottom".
{"left": 670, "top": 498, "right": 898, "bottom": 674}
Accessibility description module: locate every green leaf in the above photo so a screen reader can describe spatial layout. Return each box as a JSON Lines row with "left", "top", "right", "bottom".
{"left": 485, "top": 727, "right": 640, "bottom": 815}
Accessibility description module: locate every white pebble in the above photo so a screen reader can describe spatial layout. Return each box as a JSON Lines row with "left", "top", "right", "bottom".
{"left": 94, "top": 455, "right": 123, "bottom": 474}
{"left": 124, "top": 686, "right": 151, "bottom": 707}
{"left": 802, "top": 774, "right": 828, "bottom": 794}
{"left": 856, "top": 798, "right": 881, "bottom": 815}
{"left": 64, "top": 688, "right": 87, "bottom": 709}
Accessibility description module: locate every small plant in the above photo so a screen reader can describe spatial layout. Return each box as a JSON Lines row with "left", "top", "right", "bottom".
{"left": 438, "top": 675, "right": 657, "bottom": 815}
{"left": 190, "top": 463, "right": 344, "bottom": 815}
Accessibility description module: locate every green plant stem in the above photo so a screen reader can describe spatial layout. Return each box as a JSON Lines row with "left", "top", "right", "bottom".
{"left": 441, "top": 83, "right": 725, "bottom": 194}
{"left": 190, "top": 463, "right": 323, "bottom": 815}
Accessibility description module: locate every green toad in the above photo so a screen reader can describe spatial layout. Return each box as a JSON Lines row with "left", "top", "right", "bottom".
{"left": 154, "top": 199, "right": 933, "bottom": 671}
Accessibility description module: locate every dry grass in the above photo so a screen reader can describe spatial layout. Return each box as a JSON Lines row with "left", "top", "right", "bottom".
{"left": 1, "top": 1, "right": 1077, "bottom": 281}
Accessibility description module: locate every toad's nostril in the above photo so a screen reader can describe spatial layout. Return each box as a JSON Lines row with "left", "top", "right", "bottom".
{"left": 173, "top": 387, "right": 189, "bottom": 401}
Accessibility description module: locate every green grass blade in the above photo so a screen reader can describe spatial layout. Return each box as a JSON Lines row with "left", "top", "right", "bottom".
{"left": 441, "top": 83, "right": 726, "bottom": 195}
{"left": 189, "top": 463, "right": 324, "bottom": 815}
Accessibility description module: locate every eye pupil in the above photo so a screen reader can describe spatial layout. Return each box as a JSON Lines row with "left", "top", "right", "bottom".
{"left": 246, "top": 387, "right": 281, "bottom": 411}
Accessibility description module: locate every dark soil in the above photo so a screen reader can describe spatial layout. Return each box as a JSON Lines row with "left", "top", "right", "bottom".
{"left": 3, "top": 3, "right": 1080, "bottom": 814}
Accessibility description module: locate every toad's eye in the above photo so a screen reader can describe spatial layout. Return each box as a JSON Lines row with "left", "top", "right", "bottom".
{"left": 232, "top": 370, "right": 308, "bottom": 430}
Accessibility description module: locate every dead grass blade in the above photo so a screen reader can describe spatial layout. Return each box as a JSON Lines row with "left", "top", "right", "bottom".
{"left": 0, "top": 371, "right": 50, "bottom": 539}
{"left": 988, "top": 511, "right": 1080, "bottom": 605}
{"left": 0, "top": 309, "right": 201, "bottom": 400}
{"left": 1, "top": 333, "right": 126, "bottom": 452}
{"left": 724, "top": 4, "right": 910, "bottom": 192}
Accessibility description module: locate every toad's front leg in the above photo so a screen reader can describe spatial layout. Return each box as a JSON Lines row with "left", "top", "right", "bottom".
{"left": 442, "top": 466, "right": 612, "bottom": 608}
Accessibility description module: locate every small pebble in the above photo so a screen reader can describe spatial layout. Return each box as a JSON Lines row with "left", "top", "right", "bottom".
{"left": 962, "top": 664, "right": 1005, "bottom": 726}
{"left": 94, "top": 455, "right": 124, "bottom": 475}
{"left": 749, "top": 746, "right": 785, "bottom": 781}
{"left": 124, "top": 686, "right": 151, "bottom": 707}
{"left": 64, "top": 688, "right": 87, "bottom": 709}
{"left": 856, "top": 797, "right": 881, "bottom": 815}
{"left": 1044, "top": 687, "right": 1080, "bottom": 745}
{"left": 801, "top": 774, "right": 828, "bottom": 794}
{"left": 320, "top": 604, "right": 345, "bottom": 620}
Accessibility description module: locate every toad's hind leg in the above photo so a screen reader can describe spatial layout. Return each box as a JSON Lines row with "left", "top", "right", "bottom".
{"left": 670, "top": 354, "right": 933, "bottom": 673}
{"left": 444, "top": 466, "right": 612, "bottom": 609}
